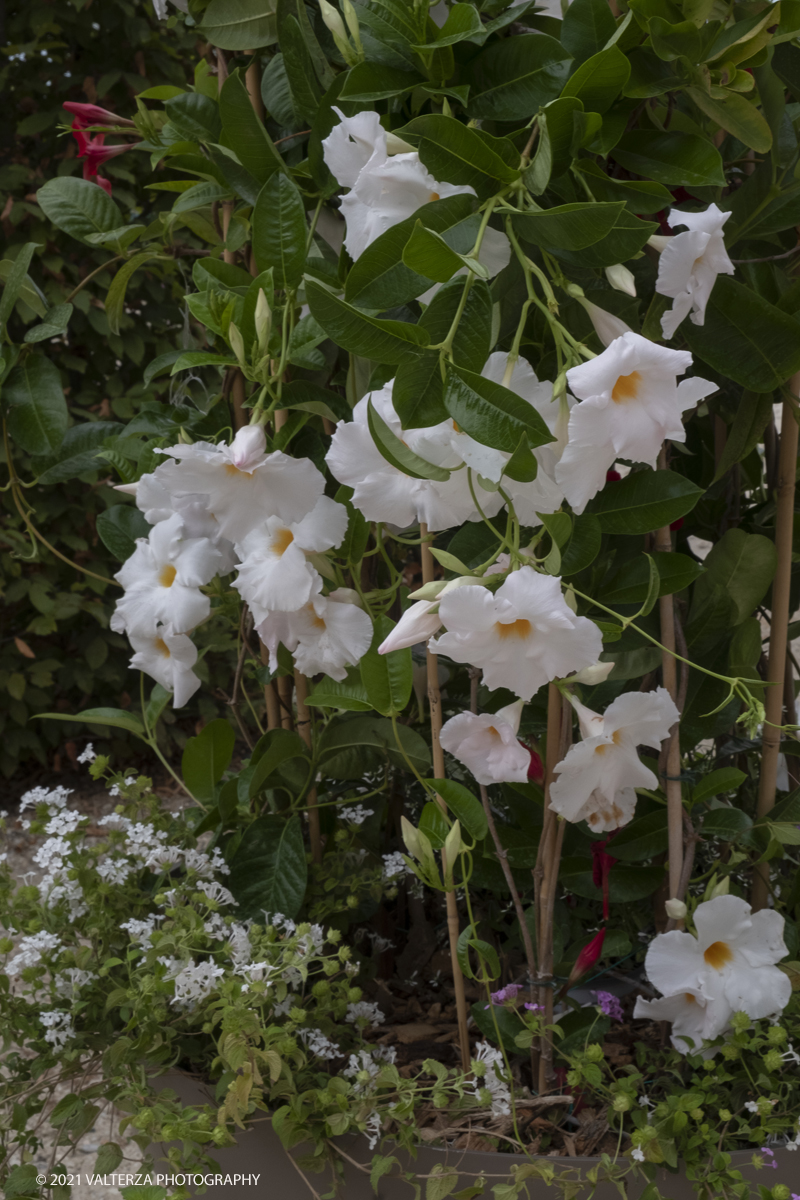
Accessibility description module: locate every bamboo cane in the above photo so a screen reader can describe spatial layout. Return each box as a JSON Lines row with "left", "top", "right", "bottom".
{"left": 654, "top": 451, "right": 683, "bottom": 907}
{"left": 294, "top": 670, "right": 322, "bottom": 865}
{"left": 753, "top": 388, "right": 800, "bottom": 909}
{"left": 420, "top": 523, "right": 471, "bottom": 1071}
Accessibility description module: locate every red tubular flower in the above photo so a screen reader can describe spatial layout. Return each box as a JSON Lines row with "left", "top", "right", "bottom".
{"left": 670, "top": 517, "right": 684, "bottom": 532}
{"left": 526, "top": 744, "right": 544, "bottom": 784}
{"left": 567, "top": 928, "right": 606, "bottom": 987}
{"left": 591, "top": 834, "right": 618, "bottom": 921}
{"left": 63, "top": 101, "right": 134, "bottom": 127}
{"left": 605, "top": 468, "right": 621, "bottom": 482}
{"left": 82, "top": 141, "right": 131, "bottom": 174}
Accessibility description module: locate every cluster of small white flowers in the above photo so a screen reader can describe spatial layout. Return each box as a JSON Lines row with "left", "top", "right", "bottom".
{"left": 40, "top": 874, "right": 88, "bottom": 920}
{"left": 53, "top": 969, "right": 95, "bottom": 999}
{"left": 343, "top": 1049, "right": 380, "bottom": 1087}
{"left": 299, "top": 1027, "right": 341, "bottom": 1060}
{"left": 119, "top": 914, "right": 162, "bottom": 947}
{"left": 197, "top": 881, "right": 237, "bottom": 906}
{"left": 96, "top": 859, "right": 133, "bottom": 885}
{"left": 339, "top": 805, "right": 374, "bottom": 825}
{"left": 631, "top": 1147, "right": 645, "bottom": 1163}
{"left": 471, "top": 1042, "right": 511, "bottom": 1118}
{"left": 170, "top": 959, "right": 225, "bottom": 1010}
{"left": 5, "top": 931, "right": 62, "bottom": 976}
{"left": 236, "top": 961, "right": 272, "bottom": 992}
{"left": 365, "top": 1110, "right": 382, "bottom": 1150}
{"left": 381, "top": 852, "right": 408, "bottom": 881}
{"left": 76, "top": 744, "right": 96, "bottom": 764}
{"left": 44, "top": 810, "right": 86, "bottom": 836}
{"left": 156, "top": 956, "right": 184, "bottom": 979}
{"left": 183, "top": 846, "right": 230, "bottom": 878}
{"left": 39, "top": 1009, "right": 75, "bottom": 1048}
{"left": 228, "top": 922, "right": 253, "bottom": 967}
{"left": 345, "top": 1000, "right": 384, "bottom": 1027}
{"left": 296, "top": 924, "right": 326, "bottom": 956}
{"left": 20, "top": 786, "right": 72, "bottom": 815}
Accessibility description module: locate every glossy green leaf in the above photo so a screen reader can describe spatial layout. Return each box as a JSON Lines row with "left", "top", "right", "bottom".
{"left": 601, "top": 552, "right": 705, "bottom": 604}
{"left": 360, "top": 615, "right": 414, "bottom": 716}
{"left": 33, "top": 707, "right": 145, "bottom": 736}
{"left": 393, "top": 350, "right": 448, "bottom": 428}
{"left": 682, "top": 276, "right": 800, "bottom": 393}
{"left": 367, "top": 398, "right": 450, "bottom": 480}
{"left": 23, "top": 302, "right": 74, "bottom": 345}
{"left": 419, "top": 800, "right": 449, "bottom": 849}
{"left": 573, "top": 159, "right": 673, "bottom": 212}
{"left": 559, "top": 856, "right": 665, "bottom": 901}
{"left": 252, "top": 172, "right": 307, "bottom": 289}
{"left": 96, "top": 505, "right": 150, "bottom": 561}
{"left": 306, "top": 280, "right": 430, "bottom": 363}
{"left": 562, "top": 0, "right": 618, "bottom": 63}
{"left": 607, "top": 810, "right": 668, "bottom": 861}
{"left": 560, "top": 512, "right": 602, "bottom": 575}
{"left": 306, "top": 672, "right": 372, "bottom": 711}
{"left": 713, "top": 390, "right": 774, "bottom": 481}
{"left": 281, "top": 13, "right": 325, "bottom": 121}
{"left": 3, "top": 354, "right": 68, "bottom": 456}
{"left": 610, "top": 131, "right": 726, "bottom": 187}
{"left": 318, "top": 716, "right": 431, "bottom": 779}
{"left": 693, "top": 527, "right": 777, "bottom": 625}
{"left": 466, "top": 34, "right": 571, "bottom": 122}
{"left": 37, "top": 421, "right": 126, "bottom": 485}
{"left": 443, "top": 365, "right": 555, "bottom": 453}
{"left": 200, "top": 0, "right": 278, "bottom": 49}
{"left": 227, "top": 814, "right": 307, "bottom": 920}
{"left": 106, "top": 252, "right": 160, "bottom": 336}
{"left": 419, "top": 277, "right": 493, "bottom": 374}
{"left": 402, "top": 220, "right": 485, "bottom": 282}
{"left": 545, "top": 207, "right": 658, "bottom": 268}
{"left": 589, "top": 469, "right": 704, "bottom": 534}
{"left": 0, "top": 253, "right": 47, "bottom": 320}
{"left": 0, "top": 243, "right": 38, "bottom": 335}
{"left": 219, "top": 70, "right": 284, "bottom": 185}
{"left": 36, "top": 177, "right": 123, "bottom": 245}
{"left": 340, "top": 62, "right": 424, "bottom": 101}
{"left": 415, "top": 2, "right": 485, "bottom": 49}
{"left": 687, "top": 87, "right": 772, "bottom": 153}
{"left": 396, "top": 115, "right": 520, "bottom": 195}
{"left": 248, "top": 728, "right": 308, "bottom": 796}
{"left": 701, "top": 806, "right": 753, "bottom": 839}
{"left": 692, "top": 767, "right": 747, "bottom": 805}
{"left": 561, "top": 44, "right": 631, "bottom": 112}
{"left": 525, "top": 97, "right": 584, "bottom": 194}
{"left": 426, "top": 778, "right": 488, "bottom": 841}
{"left": 513, "top": 201, "right": 624, "bottom": 251}
{"left": 181, "top": 718, "right": 235, "bottom": 803}
{"left": 165, "top": 92, "right": 222, "bottom": 143}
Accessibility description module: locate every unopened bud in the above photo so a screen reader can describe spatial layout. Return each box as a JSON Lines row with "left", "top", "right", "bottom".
{"left": 444, "top": 819, "right": 462, "bottom": 868}
{"left": 228, "top": 321, "right": 246, "bottom": 366}
{"left": 254, "top": 288, "right": 271, "bottom": 351}
{"left": 709, "top": 876, "right": 730, "bottom": 900}
{"left": 571, "top": 661, "right": 614, "bottom": 686}
{"left": 320, "top": 0, "right": 358, "bottom": 64}
{"left": 665, "top": 898, "right": 687, "bottom": 920}
{"left": 578, "top": 298, "right": 632, "bottom": 348}
{"left": 342, "top": 0, "right": 364, "bottom": 56}
{"left": 604, "top": 263, "right": 637, "bottom": 296}
{"left": 647, "top": 234, "right": 671, "bottom": 252}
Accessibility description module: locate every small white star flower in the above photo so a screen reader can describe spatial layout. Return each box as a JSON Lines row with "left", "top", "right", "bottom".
{"left": 656, "top": 203, "right": 735, "bottom": 339}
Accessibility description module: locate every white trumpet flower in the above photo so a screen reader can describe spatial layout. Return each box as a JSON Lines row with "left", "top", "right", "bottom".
{"left": 440, "top": 700, "right": 530, "bottom": 785}
{"left": 233, "top": 497, "right": 348, "bottom": 622}
{"left": 128, "top": 624, "right": 201, "bottom": 708}
{"left": 556, "top": 332, "right": 716, "bottom": 513}
{"left": 430, "top": 567, "right": 601, "bottom": 701}
{"left": 655, "top": 203, "right": 735, "bottom": 339}
{"left": 549, "top": 688, "right": 678, "bottom": 832}
{"left": 632, "top": 988, "right": 722, "bottom": 1057}
{"left": 257, "top": 586, "right": 373, "bottom": 681}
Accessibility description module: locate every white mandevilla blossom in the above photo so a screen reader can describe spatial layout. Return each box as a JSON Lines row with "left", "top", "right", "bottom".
{"left": 634, "top": 894, "right": 791, "bottom": 1054}
{"left": 111, "top": 513, "right": 219, "bottom": 637}
{"left": 117, "top": 474, "right": 237, "bottom": 575}
{"left": 549, "top": 687, "right": 679, "bottom": 832}
{"left": 326, "top": 382, "right": 504, "bottom": 531}
{"left": 556, "top": 332, "right": 716, "bottom": 513}
{"left": 377, "top": 577, "right": 484, "bottom": 653}
{"left": 233, "top": 496, "right": 348, "bottom": 622}
{"left": 128, "top": 623, "right": 202, "bottom": 708}
{"left": 656, "top": 203, "right": 735, "bottom": 340}
{"left": 257, "top": 585, "right": 372, "bottom": 681}
{"left": 321, "top": 107, "right": 510, "bottom": 276}
{"left": 430, "top": 566, "right": 602, "bottom": 702}
{"left": 154, "top": 425, "right": 325, "bottom": 540}
{"left": 579, "top": 299, "right": 632, "bottom": 348}
{"left": 440, "top": 700, "right": 530, "bottom": 786}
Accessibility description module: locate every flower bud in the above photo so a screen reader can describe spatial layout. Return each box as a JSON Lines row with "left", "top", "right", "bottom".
{"left": 567, "top": 929, "right": 606, "bottom": 986}
{"left": 647, "top": 234, "right": 671, "bottom": 252}
{"left": 665, "top": 898, "right": 687, "bottom": 920}
{"left": 228, "top": 321, "right": 246, "bottom": 366}
{"left": 772, "top": 1185, "right": 790, "bottom": 1200}
{"left": 378, "top": 601, "right": 441, "bottom": 654}
{"left": 585, "top": 1043, "right": 604, "bottom": 1063}
{"left": 254, "top": 288, "right": 271, "bottom": 351}
{"left": 709, "top": 876, "right": 730, "bottom": 899}
{"left": 320, "top": 0, "right": 359, "bottom": 64}
{"left": 571, "top": 660, "right": 614, "bottom": 686}
{"left": 342, "top": 0, "right": 364, "bottom": 55}
{"left": 444, "top": 819, "right": 462, "bottom": 868}
{"left": 604, "top": 263, "right": 637, "bottom": 296}
{"left": 578, "top": 298, "right": 632, "bottom": 348}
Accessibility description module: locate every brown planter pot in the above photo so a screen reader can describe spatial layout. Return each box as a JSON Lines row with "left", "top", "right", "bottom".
{"left": 148, "top": 1071, "right": 796, "bottom": 1199}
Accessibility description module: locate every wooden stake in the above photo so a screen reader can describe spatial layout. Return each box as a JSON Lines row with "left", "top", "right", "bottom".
{"left": 420, "top": 523, "right": 471, "bottom": 1072}
{"left": 245, "top": 51, "right": 264, "bottom": 120}
{"left": 278, "top": 673, "right": 294, "bottom": 731}
{"left": 654, "top": 451, "right": 683, "bottom": 906}
{"left": 294, "top": 670, "right": 322, "bottom": 865}
{"left": 753, "top": 388, "right": 800, "bottom": 909}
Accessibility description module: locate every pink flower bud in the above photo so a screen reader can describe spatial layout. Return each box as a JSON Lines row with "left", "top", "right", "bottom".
{"left": 568, "top": 929, "right": 606, "bottom": 987}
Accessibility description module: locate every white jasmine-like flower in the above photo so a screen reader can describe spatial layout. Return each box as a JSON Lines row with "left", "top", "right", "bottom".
{"left": 556, "top": 333, "right": 716, "bottom": 513}
{"left": 656, "top": 203, "right": 734, "bottom": 339}
{"left": 549, "top": 688, "right": 679, "bottom": 832}
{"left": 635, "top": 895, "right": 791, "bottom": 1054}
{"left": 339, "top": 804, "right": 374, "bottom": 825}
{"left": 346, "top": 1000, "right": 385, "bottom": 1026}
{"left": 431, "top": 567, "right": 601, "bottom": 702}
{"left": 197, "top": 881, "right": 237, "bottom": 907}
{"left": 171, "top": 958, "right": 225, "bottom": 1009}
{"left": 579, "top": 299, "right": 633, "bottom": 348}
{"left": 20, "top": 786, "right": 72, "bottom": 815}
{"left": 39, "top": 1009, "right": 75, "bottom": 1049}
{"left": 154, "top": 425, "right": 325, "bottom": 541}
{"left": 233, "top": 496, "right": 348, "bottom": 621}
{"left": 299, "top": 1027, "right": 342, "bottom": 1060}
{"left": 365, "top": 1111, "right": 382, "bottom": 1150}
{"left": 120, "top": 915, "right": 162, "bottom": 947}
{"left": 471, "top": 1042, "right": 511, "bottom": 1117}
{"left": 5, "top": 931, "right": 62, "bottom": 976}
{"left": 631, "top": 1147, "right": 645, "bottom": 1163}
{"left": 127, "top": 623, "right": 201, "bottom": 708}
{"left": 257, "top": 586, "right": 372, "bottom": 681}
{"left": 182, "top": 846, "right": 230, "bottom": 877}
{"left": 326, "top": 383, "right": 503, "bottom": 532}
{"left": 54, "top": 968, "right": 95, "bottom": 998}
{"left": 227, "top": 922, "right": 252, "bottom": 967}
{"left": 343, "top": 1048, "right": 381, "bottom": 1087}
{"left": 118, "top": 475, "right": 238, "bottom": 575}
{"left": 440, "top": 700, "right": 530, "bottom": 785}
{"left": 322, "top": 107, "right": 510, "bottom": 274}
{"left": 111, "top": 513, "right": 220, "bottom": 638}
{"left": 77, "top": 744, "right": 96, "bottom": 764}
{"left": 96, "top": 858, "right": 133, "bottom": 885}
{"left": 382, "top": 851, "right": 409, "bottom": 881}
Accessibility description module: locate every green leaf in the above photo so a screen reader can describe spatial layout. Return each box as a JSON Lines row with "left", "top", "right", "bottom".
{"left": 306, "top": 280, "right": 429, "bottom": 364}
{"left": 35, "top": 177, "right": 122, "bottom": 245}
{"left": 145, "top": 684, "right": 171, "bottom": 730}
{"left": 281, "top": 12, "right": 325, "bottom": 121}
{"left": 687, "top": 87, "right": 773, "bottom": 153}
{"left": 443, "top": 365, "right": 555, "bottom": 453}
{"left": 692, "top": 767, "right": 747, "bottom": 805}
{"left": 220, "top": 69, "right": 284, "bottom": 186}
{"left": 340, "top": 62, "right": 425, "bottom": 101}
{"left": 561, "top": 44, "right": 631, "bottom": 113}
{"left": 94, "top": 1143, "right": 124, "bottom": 1174}
{"left": 227, "top": 814, "right": 307, "bottom": 920}
{"left": 562, "top": 0, "right": 618, "bottom": 63}
{"left": 415, "top": 2, "right": 485, "bottom": 49}
{"left": 693, "top": 527, "right": 777, "bottom": 625}
{"left": 559, "top": 856, "right": 665, "bottom": 901}
{"left": 34, "top": 707, "right": 145, "bottom": 736}
{"left": 393, "top": 350, "right": 448, "bottom": 428}
{"left": 200, "top": 0, "right": 278, "bottom": 49}
{"left": 701, "top": 806, "right": 753, "bottom": 839}
{"left": 106, "top": 252, "right": 160, "bottom": 336}
{"left": 360, "top": 615, "right": 414, "bottom": 716}
{"left": 588, "top": 469, "right": 704, "bottom": 535}
{"left": 425, "top": 778, "right": 488, "bottom": 841}
{"left": 0, "top": 254, "right": 47, "bottom": 320}
{"left": 181, "top": 718, "right": 236, "bottom": 804}
{"left": 420, "top": 799, "right": 450, "bottom": 849}
{"left": 402, "top": 220, "right": 486, "bottom": 282}
{"left": 23, "top": 302, "right": 74, "bottom": 345}
{"left": 607, "top": 809, "right": 668, "bottom": 861}
{"left": 248, "top": 728, "right": 308, "bottom": 796}
{"left": 0, "top": 243, "right": 38, "bottom": 335}
{"left": 3, "top": 354, "right": 68, "bottom": 456}
{"left": 37, "top": 421, "right": 125, "bottom": 485}
{"left": 96, "top": 505, "right": 150, "bottom": 560}
{"left": 419, "top": 276, "right": 492, "bottom": 374}
{"left": 601, "top": 551, "right": 705, "bottom": 604}
{"left": 318, "top": 716, "right": 431, "bottom": 779}
{"left": 306, "top": 672, "right": 372, "bottom": 711}
{"left": 572, "top": 159, "right": 673, "bottom": 212}
{"left": 367, "top": 398, "right": 450, "bottom": 480}
{"left": 252, "top": 173, "right": 307, "bottom": 289}
{"left": 560, "top": 512, "right": 602, "bottom": 575}
{"left": 396, "top": 115, "right": 520, "bottom": 196}
{"left": 170, "top": 351, "right": 237, "bottom": 374}
{"left": 610, "top": 130, "right": 726, "bottom": 187}
{"left": 544, "top": 207, "right": 658, "bottom": 268}
{"left": 165, "top": 92, "right": 222, "bottom": 143}
{"left": 513, "top": 201, "right": 624, "bottom": 251}
{"left": 525, "top": 97, "right": 584, "bottom": 195}
{"left": 713, "top": 391, "right": 774, "bottom": 481}
{"left": 170, "top": 181, "right": 232, "bottom": 214}
{"left": 766, "top": 821, "right": 800, "bottom": 845}
{"left": 466, "top": 34, "right": 571, "bottom": 122}
{"left": 682, "top": 276, "right": 800, "bottom": 393}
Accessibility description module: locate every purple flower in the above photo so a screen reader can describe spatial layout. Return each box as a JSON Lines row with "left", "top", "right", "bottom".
{"left": 487, "top": 983, "right": 522, "bottom": 1007}
{"left": 595, "top": 990, "right": 624, "bottom": 1022}
{"left": 524, "top": 1002, "right": 545, "bottom": 1012}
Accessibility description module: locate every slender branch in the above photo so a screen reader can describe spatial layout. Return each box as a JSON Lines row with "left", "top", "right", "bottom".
{"left": 65, "top": 255, "right": 125, "bottom": 303}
